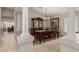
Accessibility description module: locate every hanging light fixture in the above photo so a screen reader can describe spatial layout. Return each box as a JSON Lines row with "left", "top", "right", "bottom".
{"left": 44, "top": 7, "right": 50, "bottom": 20}
{"left": 38, "top": 7, "right": 50, "bottom": 19}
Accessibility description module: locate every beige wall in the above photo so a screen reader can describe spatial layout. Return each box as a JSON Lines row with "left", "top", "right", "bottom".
{"left": 51, "top": 14, "right": 67, "bottom": 35}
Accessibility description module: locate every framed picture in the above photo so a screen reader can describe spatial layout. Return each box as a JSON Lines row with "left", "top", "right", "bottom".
{"left": 50, "top": 18, "right": 59, "bottom": 30}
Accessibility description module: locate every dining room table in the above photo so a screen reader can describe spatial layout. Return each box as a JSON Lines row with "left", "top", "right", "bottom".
{"left": 31, "top": 29, "right": 59, "bottom": 44}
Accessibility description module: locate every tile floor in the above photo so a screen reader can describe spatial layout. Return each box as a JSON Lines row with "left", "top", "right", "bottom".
{"left": 33, "top": 39, "right": 60, "bottom": 52}
{"left": 0, "top": 32, "right": 17, "bottom": 52}
{"left": 0, "top": 32, "right": 60, "bottom": 52}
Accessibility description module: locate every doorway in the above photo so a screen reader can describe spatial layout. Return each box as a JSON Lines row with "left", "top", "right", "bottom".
{"left": 0, "top": 7, "right": 22, "bottom": 51}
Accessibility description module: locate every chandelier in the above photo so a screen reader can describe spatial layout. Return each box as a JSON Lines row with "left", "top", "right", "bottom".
{"left": 43, "top": 8, "right": 50, "bottom": 20}
{"left": 38, "top": 7, "right": 50, "bottom": 19}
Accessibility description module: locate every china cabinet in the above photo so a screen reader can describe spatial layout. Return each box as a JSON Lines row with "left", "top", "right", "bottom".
{"left": 31, "top": 17, "right": 43, "bottom": 30}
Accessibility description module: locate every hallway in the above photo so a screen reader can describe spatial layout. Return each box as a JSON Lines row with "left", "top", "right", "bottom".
{"left": 0, "top": 32, "right": 17, "bottom": 52}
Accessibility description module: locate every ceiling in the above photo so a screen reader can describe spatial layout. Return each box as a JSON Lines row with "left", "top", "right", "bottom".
{"left": 1, "top": 7, "right": 22, "bottom": 22}
{"left": 29, "top": 7, "right": 79, "bottom": 16}
{"left": 4, "top": 7, "right": 22, "bottom": 13}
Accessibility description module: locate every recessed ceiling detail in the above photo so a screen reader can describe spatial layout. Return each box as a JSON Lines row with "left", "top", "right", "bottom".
{"left": 29, "top": 7, "right": 79, "bottom": 16}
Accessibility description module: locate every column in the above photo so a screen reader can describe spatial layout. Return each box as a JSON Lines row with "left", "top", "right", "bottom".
{"left": 60, "top": 7, "right": 79, "bottom": 52}
{"left": 0, "top": 8, "right": 1, "bottom": 39}
{"left": 14, "top": 8, "right": 17, "bottom": 33}
{"left": 0, "top": 8, "right": 1, "bottom": 31}
{"left": 0, "top": 8, "right": 3, "bottom": 39}
{"left": 77, "top": 16, "right": 79, "bottom": 32}
{"left": 67, "top": 7, "right": 76, "bottom": 41}
{"left": 17, "top": 7, "right": 34, "bottom": 52}
{"left": 14, "top": 8, "right": 22, "bottom": 35}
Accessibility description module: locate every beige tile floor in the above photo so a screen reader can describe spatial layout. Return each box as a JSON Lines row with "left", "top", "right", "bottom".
{"left": 33, "top": 39, "right": 60, "bottom": 52}
{"left": 0, "top": 32, "right": 60, "bottom": 52}
{"left": 0, "top": 32, "right": 17, "bottom": 52}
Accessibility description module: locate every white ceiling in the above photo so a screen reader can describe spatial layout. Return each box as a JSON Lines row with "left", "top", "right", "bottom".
{"left": 29, "top": 7, "right": 79, "bottom": 16}
{"left": 5, "top": 7, "right": 22, "bottom": 13}
{"left": 1, "top": 7, "right": 22, "bottom": 22}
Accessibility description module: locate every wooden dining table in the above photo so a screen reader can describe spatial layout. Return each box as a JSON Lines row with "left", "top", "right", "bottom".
{"left": 30, "top": 29, "right": 59, "bottom": 44}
